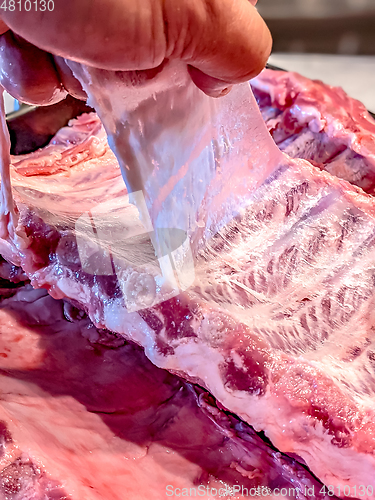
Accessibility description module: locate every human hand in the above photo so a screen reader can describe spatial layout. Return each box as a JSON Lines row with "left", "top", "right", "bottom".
{"left": 0, "top": 0, "right": 271, "bottom": 105}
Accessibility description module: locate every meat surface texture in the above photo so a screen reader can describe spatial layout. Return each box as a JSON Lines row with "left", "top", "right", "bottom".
{"left": 251, "top": 69, "right": 375, "bottom": 194}
{"left": 0, "top": 278, "right": 332, "bottom": 500}
{"left": 66, "top": 61, "right": 280, "bottom": 257}
{"left": 1, "top": 72, "right": 375, "bottom": 495}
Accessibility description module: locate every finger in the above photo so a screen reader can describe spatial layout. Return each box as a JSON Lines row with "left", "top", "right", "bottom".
{"left": 53, "top": 56, "right": 87, "bottom": 101}
{"left": 0, "top": 1, "right": 167, "bottom": 70}
{"left": 0, "top": 19, "right": 8, "bottom": 35}
{"left": 0, "top": 31, "right": 66, "bottom": 105}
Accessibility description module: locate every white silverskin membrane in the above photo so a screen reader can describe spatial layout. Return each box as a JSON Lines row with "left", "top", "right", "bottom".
{"left": 3, "top": 65, "right": 375, "bottom": 496}
{"left": 65, "top": 60, "right": 281, "bottom": 252}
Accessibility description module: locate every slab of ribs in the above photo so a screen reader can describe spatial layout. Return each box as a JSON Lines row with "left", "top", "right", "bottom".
{"left": 0, "top": 67, "right": 375, "bottom": 499}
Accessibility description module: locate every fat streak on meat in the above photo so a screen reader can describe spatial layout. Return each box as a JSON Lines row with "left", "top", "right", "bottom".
{"left": 1, "top": 70, "right": 375, "bottom": 495}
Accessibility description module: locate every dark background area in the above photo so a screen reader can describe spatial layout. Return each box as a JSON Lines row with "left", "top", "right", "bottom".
{"left": 257, "top": 0, "right": 375, "bottom": 55}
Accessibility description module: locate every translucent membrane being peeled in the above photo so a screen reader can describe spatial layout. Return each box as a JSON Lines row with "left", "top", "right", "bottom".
{"left": 66, "top": 62, "right": 282, "bottom": 278}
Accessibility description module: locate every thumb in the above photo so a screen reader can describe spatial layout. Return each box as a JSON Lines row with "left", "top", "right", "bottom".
{"left": 173, "top": 0, "right": 272, "bottom": 96}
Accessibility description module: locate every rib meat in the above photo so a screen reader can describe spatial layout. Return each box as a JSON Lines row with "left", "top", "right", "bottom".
{"left": 251, "top": 69, "right": 375, "bottom": 193}
{"left": 0, "top": 278, "right": 331, "bottom": 499}
{"left": 1, "top": 72, "right": 375, "bottom": 495}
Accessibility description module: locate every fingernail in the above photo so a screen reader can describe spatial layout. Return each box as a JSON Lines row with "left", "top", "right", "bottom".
{"left": 215, "top": 86, "right": 232, "bottom": 98}
{"left": 188, "top": 66, "right": 234, "bottom": 98}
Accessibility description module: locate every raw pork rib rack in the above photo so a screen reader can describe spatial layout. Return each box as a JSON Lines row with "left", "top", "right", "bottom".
{"left": 0, "top": 275, "right": 331, "bottom": 499}
{"left": 1, "top": 70, "right": 375, "bottom": 497}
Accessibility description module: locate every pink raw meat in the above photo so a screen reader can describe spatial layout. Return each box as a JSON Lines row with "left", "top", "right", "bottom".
{"left": 251, "top": 69, "right": 375, "bottom": 193}
{"left": 1, "top": 71, "right": 375, "bottom": 495}
{"left": 0, "top": 278, "right": 331, "bottom": 500}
